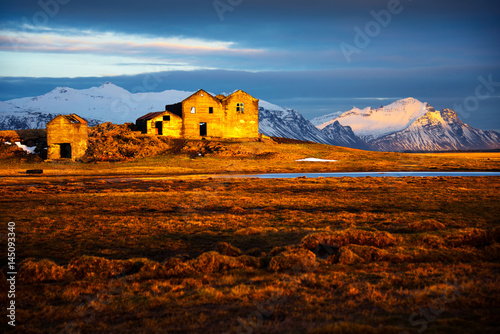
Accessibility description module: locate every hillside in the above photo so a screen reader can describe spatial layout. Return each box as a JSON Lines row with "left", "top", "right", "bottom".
{"left": 1, "top": 124, "right": 499, "bottom": 178}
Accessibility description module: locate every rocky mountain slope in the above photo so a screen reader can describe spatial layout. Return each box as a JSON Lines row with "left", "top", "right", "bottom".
{"left": 370, "top": 107, "right": 500, "bottom": 151}
{"left": 314, "top": 98, "right": 500, "bottom": 152}
{"left": 257, "top": 100, "right": 359, "bottom": 146}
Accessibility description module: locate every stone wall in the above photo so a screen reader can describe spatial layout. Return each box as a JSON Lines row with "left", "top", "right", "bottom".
{"left": 182, "top": 91, "right": 225, "bottom": 139}
{"left": 145, "top": 112, "right": 183, "bottom": 137}
{"left": 136, "top": 89, "right": 260, "bottom": 140}
{"left": 222, "top": 90, "right": 259, "bottom": 139}
{"left": 47, "top": 116, "right": 88, "bottom": 160}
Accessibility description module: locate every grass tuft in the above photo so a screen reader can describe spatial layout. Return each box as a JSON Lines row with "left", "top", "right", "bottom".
{"left": 300, "top": 229, "right": 400, "bottom": 250}
{"left": 19, "top": 259, "right": 68, "bottom": 283}
{"left": 269, "top": 246, "right": 317, "bottom": 272}
{"left": 216, "top": 242, "right": 243, "bottom": 257}
{"left": 190, "top": 251, "right": 247, "bottom": 274}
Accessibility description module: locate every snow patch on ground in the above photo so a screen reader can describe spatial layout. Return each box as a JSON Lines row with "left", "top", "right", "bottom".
{"left": 295, "top": 157, "right": 337, "bottom": 162}
{"left": 14, "top": 141, "right": 36, "bottom": 154}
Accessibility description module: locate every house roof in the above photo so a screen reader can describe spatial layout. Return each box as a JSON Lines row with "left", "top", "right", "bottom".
{"left": 224, "top": 90, "right": 259, "bottom": 102}
{"left": 67, "top": 114, "right": 88, "bottom": 124}
{"left": 48, "top": 113, "right": 88, "bottom": 125}
{"left": 136, "top": 111, "right": 165, "bottom": 122}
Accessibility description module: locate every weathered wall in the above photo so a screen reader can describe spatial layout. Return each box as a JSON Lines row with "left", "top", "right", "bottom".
{"left": 47, "top": 116, "right": 88, "bottom": 160}
{"left": 182, "top": 90, "right": 224, "bottom": 139}
{"left": 146, "top": 112, "right": 183, "bottom": 137}
{"left": 222, "top": 91, "right": 259, "bottom": 138}
{"left": 137, "top": 90, "right": 259, "bottom": 140}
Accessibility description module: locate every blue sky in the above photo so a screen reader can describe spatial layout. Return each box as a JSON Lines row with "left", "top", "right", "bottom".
{"left": 1, "top": 0, "right": 499, "bottom": 130}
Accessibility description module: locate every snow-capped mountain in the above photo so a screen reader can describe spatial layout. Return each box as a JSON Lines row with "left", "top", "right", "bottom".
{"left": 4, "top": 82, "right": 193, "bottom": 125}
{"left": 0, "top": 82, "right": 363, "bottom": 148}
{"left": 310, "top": 111, "right": 344, "bottom": 127}
{"left": 315, "top": 98, "right": 430, "bottom": 141}
{"left": 2, "top": 84, "right": 498, "bottom": 152}
{"left": 370, "top": 107, "right": 500, "bottom": 151}
{"left": 258, "top": 103, "right": 340, "bottom": 145}
{"left": 314, "top": 98, "right": 500, "bottom": 151}
{"left": 321, "top": 121, "right": 368, "bottom": 149}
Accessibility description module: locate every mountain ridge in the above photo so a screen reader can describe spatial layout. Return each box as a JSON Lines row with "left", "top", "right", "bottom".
{"left": 314, "top": 98, "right": 500, "bottom": 152}
{"left": 1, "top": 83, "right": 498, "bottom": 152}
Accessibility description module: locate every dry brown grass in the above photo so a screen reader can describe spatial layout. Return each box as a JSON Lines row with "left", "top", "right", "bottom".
{"left": 408, "top": 219, "right": 446, "bottom": 231}
{"left": 18, "top": 259, "right": 68, "bottom": 283}
{"left": 269, "top": 246, "right": 317, "bottom": 272}
{"left": 1, "top": 135, "right": 499, "bottom": 178}
{"left": 67, "top": 256, "right": 141, "bottom": 279}
{"left": 216, "top": 242, "right": 243, "bottom": 256}
{"left": 300, "top": 229, "right": 401, "bottom": 250}
{"left": 0, "top": 174, "right": 498, "bottom": 333}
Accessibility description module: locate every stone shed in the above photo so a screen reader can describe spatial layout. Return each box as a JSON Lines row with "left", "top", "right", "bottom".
{"left": 47, "top": 114, "right": 88, "bottom": 160}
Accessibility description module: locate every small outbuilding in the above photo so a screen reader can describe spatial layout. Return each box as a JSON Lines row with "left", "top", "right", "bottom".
{"left": 47, "top": 114, "right": 88, "bottom": 160}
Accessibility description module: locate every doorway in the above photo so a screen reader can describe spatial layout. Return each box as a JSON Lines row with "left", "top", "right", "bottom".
{"left": 199, "top": 122, "right": 207, "bottom": 136}
{"left": 155, "top": 121, "right": 163, "bottom": 135}
{"left": 59, "top": 143, "right": 72, "bottom": 159}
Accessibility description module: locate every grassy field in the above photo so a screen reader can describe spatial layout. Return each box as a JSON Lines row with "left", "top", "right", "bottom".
{"left": 0, "top": 138, "right": 499, "bottom": 179}
{"left": 1, "top": 150, "right": 499, "bottom": 333}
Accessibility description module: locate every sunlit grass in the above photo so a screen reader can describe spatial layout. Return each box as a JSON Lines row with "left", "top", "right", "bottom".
{"left": 0, "top": 174, "right": 499, "bottom": 333}
{"left": 0, "top": 139, "right": 499, "bottom": 178}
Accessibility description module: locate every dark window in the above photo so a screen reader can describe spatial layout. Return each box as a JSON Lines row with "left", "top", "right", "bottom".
{"left": 209, "top": 107, "right": 213, "bottom": 114}
{"left": 200, "top": 122, "right": 207, "bottom": 136}
{"left": 236, "top": 103, "right": 244, "bottom": 113}
{"left": 163, "top": 115, "right": 170, "bottom": 121}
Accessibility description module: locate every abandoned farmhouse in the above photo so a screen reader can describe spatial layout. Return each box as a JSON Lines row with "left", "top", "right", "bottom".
{"left": 47, "top": 114, "right": 88, "bottom": 161}
{"left": 136, "top": 90, "right": 259, "bottom": 139}
{"left": 45, "top": 89, "right": 259, "bottom": 160}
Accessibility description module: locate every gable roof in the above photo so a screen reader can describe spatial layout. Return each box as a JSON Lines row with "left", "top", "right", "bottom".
{"left": 183, "top": 89, "right": 221, "bottom": 105}
{"left": 48, "top": 113, "right": 88, "bottom": 125}
{"left": 136, "top": 111, "right": 165, "bottom": 122}
{"left": 225, "top": 90, "right": 259, "bottom": 102}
